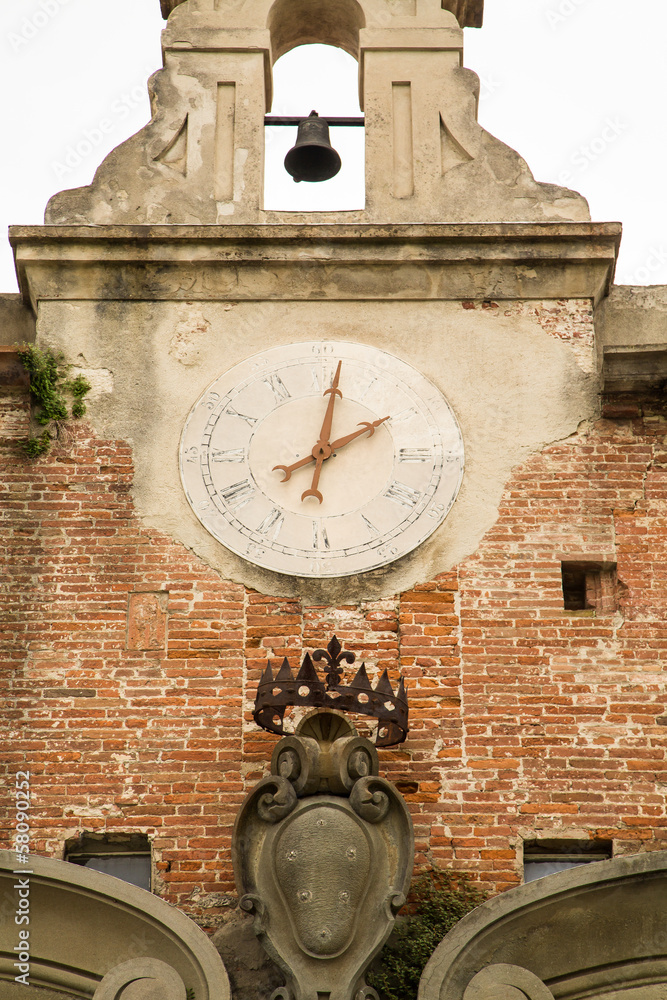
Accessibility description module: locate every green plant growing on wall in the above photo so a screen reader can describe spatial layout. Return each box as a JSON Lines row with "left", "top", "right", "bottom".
{"left": 16, "top": 345, "right": 91, "bottom": 457}
{"left": 366, "top": 867, "right": 486, "bottom": 1000}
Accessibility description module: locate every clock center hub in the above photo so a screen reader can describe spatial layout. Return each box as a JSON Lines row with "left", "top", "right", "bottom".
{"left": 313, "top": 442, "right": 333, "bottom": 461}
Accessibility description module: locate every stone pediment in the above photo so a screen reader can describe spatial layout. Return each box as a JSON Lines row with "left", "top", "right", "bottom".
{"left": 420, "top": 850, "right": 667, "bottom": 1000}
{"left": 0, "top": 850, "right": 230, "bottom": 999}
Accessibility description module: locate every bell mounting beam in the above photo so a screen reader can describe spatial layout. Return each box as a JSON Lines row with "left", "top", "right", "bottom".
{"left": 265, "top": 117, "right": 365, "bottom": 127}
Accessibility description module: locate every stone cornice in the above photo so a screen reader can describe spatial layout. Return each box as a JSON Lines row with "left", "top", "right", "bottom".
{"left": 160, "top": 0, "right": 485, "bottom": 26}
{"left": 442, "top": 0, "right": 484, "bottom": 28}
{"left": 10, "top": 222, "right": 621, "bottom": 310}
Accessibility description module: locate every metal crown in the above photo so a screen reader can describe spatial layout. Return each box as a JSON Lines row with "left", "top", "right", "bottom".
{"left": 253, "top": 635, "right": 409, "bottom": 748}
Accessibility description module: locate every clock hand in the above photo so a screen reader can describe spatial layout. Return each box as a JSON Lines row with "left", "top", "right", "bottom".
{"left": 329, "top": 416, "right": 390, "bottom": 451}
{"left": 302, "top": 414, "right": 390, "bottom": 503}
{"left": 273, "top": 416, "right": 390, "bottom": 486}
{"left": 272, "top": 454, "right": 315, "bottom": 482}
{"left": 299, "top": 361, "right": 342, "bottom": 503}
{"left": 317, "top": 360, "right": 342, "bottom": 445}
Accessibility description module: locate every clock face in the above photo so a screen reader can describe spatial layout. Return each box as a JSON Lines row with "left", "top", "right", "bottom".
{"left": 179, "top": 342, "right": 464, "bottom": 577}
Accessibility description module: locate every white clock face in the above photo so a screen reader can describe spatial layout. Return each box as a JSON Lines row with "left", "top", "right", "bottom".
{"left": 179, "top": 342, "right": 464, "bottom": 578}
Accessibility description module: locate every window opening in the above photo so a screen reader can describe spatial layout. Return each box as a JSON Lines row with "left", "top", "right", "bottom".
{"left": 561, "top": 561, "right": 618, "bottom": 614}
{"left": 523, "top": 838, "right": 612, "bottom": 883}
{"left": 264, "top": 44, "right": 364, "bottom": 212}
{"left": 66, "top": 833, "right": 151, "bottom": 891}
{"left": 561, "top": 563, "right": 587, "bottom": 610}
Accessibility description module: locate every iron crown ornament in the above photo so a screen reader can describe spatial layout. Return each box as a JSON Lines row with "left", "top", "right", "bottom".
{"left": 253, "top": 636, "right": 409, "bottom": 748}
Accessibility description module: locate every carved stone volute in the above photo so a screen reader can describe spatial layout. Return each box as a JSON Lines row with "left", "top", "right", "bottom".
{"left": 232, "top": 710, "right": 414, "bottom": 1000}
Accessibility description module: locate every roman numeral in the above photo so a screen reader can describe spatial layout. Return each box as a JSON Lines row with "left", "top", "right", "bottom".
{"left": 220, "top": 479, "right": 255, "bottom": 508}
{"left": 360, "top": 514, "right": 380, "bottom": 537}
{"left": 384, "top": 481, "right": 421, "bottom": 507}
{"left": 211, "top": 448, "right": 245, "bottom": 463}
{"left": 357, "top": 377, "right": 378, "bottom": 401}
{"left": 392, "top": 407, "right": 418, "bottom": 424}
{"left": 399, "top": 448, "right": 431, "bottom": 463}
{"left": 257, "top": 508, "right": 284, "bottom": 541}
{"left": 312, "top": 521, "right": 330, "bottom": 550}
{"left": 226, "top": 405, "right": 257, "bottom": 427}
{"left": 311, "top": 364, "right": 335, "bottom": 395}
{"left": 264, "top": 374, "right": 290, "bottom": 403}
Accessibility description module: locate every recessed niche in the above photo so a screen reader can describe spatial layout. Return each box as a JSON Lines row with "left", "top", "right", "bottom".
{"left": 561, "top": 561, "right": 618, "bottom": 614}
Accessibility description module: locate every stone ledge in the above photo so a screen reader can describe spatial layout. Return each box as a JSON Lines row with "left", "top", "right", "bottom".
{"left": 596, "top": 284, "right": 667, "bottom": 391}
{"left": 602, "top": 345, "right": 667, "bottom": 392}
{"left": 10, "top": 222, "right": 621, "bottom": 307}
{"left": 0, "top": 292, "right": 35, "bottom": 345}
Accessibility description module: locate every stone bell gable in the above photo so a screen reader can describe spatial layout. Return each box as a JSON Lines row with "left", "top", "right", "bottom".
{"left": 45, "top": 0, "right": 589, "bottom": 226}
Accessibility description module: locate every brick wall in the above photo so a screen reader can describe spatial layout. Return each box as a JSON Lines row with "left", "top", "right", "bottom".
{"left": 1, "top": 382, "right": 666, "bottom": 931}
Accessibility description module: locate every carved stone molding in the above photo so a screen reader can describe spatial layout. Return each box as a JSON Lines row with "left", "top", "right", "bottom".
{"left": 418, "top": 851, "right": 667, "bottom": 1000}
{"left": 161, "top": 0, "right": 485, "bottom": 28}
{"left": 10, "top": 223, "right": 621, "bottom": 310}
{"left": 94, "top": 958, "right": 188, "bottom": 1000}
{"left": 462, "top": 965, "right": 553, "bottom": 1000}
{"left": 0, "top": 851, "right": 230, "bottom": 999}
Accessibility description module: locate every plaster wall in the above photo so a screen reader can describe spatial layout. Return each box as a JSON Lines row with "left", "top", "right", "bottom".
{"left": 0, "top": 293, "right": 35, "bottom": 345}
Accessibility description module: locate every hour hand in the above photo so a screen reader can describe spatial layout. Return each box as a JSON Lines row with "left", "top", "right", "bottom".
{"left": 329, "top": 416, "right": 390, "bottom": 451}
{"left": 272, "top": 454, "right": 314, "bottom": 482}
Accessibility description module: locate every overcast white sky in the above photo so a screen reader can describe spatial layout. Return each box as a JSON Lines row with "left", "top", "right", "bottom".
{"left": 1, "top": 0, "right": 664, "bottom": 292}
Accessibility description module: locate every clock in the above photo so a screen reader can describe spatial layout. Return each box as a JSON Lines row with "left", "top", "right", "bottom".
{"left": 179, "top": 342, "right": 464, "bottom": 578}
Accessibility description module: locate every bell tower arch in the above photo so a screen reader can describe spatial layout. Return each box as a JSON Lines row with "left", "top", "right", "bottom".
{"left": 267, "top": 0, "right": 365, "bottom": 62}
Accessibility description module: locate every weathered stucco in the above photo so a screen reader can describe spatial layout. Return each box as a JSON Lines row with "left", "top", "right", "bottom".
{"left": 45, "top": 0, "right": 586, "bottom": 227}
{"left": 596, "top": 284, "right": 667, "bottom": 391}
{"left": 0, "top": 293, "right": 35, "bottom": 346}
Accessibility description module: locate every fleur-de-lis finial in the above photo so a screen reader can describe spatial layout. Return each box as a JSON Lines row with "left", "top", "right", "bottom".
{"left": 312, "top": 634, "right": 356, "bottom": 689}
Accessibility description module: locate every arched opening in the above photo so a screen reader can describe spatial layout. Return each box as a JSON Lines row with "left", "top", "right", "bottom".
{"left": 267, "top": 0, "right": 365, "bottom": 62}
{"left": 263, "top": 44, "right": 365, "bottom": 212}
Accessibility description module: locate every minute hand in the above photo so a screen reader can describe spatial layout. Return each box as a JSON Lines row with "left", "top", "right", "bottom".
{"left": 330, "top": 416, "right": 390, "bottom": 451}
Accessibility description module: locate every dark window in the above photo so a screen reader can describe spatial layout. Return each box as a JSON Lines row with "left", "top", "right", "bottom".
{"left": 562, "top": 563, "right": 587, "bottom": 610}
{"left": 66, "top": 833, "right": 151, "bottom": 891}
{"left": 561, "top": 561, "right": 618, "bottom": 614}
{"left": 523, "top": 838, "right": 612, "bottom": 883}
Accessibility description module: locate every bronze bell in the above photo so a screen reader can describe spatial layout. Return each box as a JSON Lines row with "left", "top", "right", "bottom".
{"left": 284, "top": 111, "right": 342, "bottom": 183}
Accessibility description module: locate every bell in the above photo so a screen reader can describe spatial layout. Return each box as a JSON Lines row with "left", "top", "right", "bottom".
{"left": 284, "top": 111, "right": 342, "bottom": 183}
